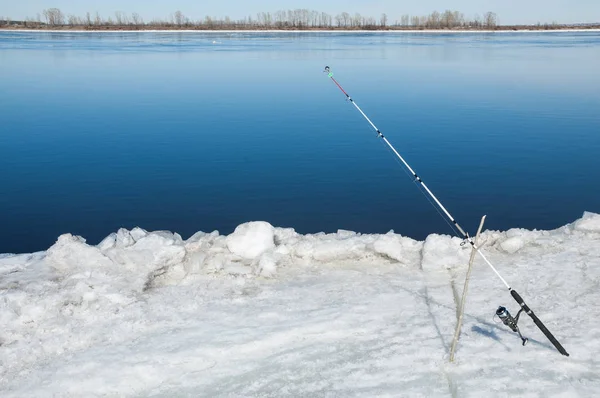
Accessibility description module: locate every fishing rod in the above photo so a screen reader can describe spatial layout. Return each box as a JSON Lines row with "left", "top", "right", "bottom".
{"left": 323, "top": 66, "right": 569, "bottom": 357}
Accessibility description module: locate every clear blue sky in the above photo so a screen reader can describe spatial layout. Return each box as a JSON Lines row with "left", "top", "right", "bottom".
{"left": 3, "top": 0, "right": 600, "bottom": 25}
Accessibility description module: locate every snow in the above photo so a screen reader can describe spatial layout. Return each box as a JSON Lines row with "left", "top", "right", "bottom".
{"left": 1, "top": 212, "right": 599, "bottom": 396}
{"left": 573, "top": 211, "right": 600, "bottom": 233}
{"left": 226, "top": 221, "right": 275, "bottom": 260}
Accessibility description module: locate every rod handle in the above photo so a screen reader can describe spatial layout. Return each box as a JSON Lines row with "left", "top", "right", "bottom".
{"left": 511, "top": 290, "right": 569, "bottom": 356}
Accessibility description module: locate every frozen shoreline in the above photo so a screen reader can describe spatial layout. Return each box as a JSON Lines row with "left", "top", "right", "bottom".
{"left": 1, "top": 212, "right": 599, "bottom": 396}
{"left": 2, "top": 211, "right": 599, "bottom": 257}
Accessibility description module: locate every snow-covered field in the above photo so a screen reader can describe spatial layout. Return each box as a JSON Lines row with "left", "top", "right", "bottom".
{"left": 1, "top": 213, "right": 599, "bottom": 397}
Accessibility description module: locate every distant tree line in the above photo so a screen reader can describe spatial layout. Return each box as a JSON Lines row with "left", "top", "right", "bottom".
{"left": 1, "top": 8, "right": 599, "bottom": 31}
{"left": 2, "top": 8, "right": 502, "bottom": 30}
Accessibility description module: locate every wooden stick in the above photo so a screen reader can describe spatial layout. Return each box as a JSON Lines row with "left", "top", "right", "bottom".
{"left": 450, "top": 215, "right": 487, "bottom": 363}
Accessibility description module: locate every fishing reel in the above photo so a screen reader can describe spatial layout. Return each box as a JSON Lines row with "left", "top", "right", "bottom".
{"left": 495, "top": 306, "right": 529, "bottom": 346}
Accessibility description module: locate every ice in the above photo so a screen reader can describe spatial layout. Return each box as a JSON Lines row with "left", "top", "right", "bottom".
{"left": 421, "top": 234, "right": 469, "bottom": 272}
{"left": 225, "top": 221, "right": 275, "bottom": 259}
{"left": 499, "top": 235, "right": 527, "bottom": 253}
{"left": 573, "top": 211, "right": 600, "bottom": 232}
{"left": 255, "top": 252, "right": 277, "bottom": 277}
{"left": 1, "top": 212, "right": 599, "bottom": 396}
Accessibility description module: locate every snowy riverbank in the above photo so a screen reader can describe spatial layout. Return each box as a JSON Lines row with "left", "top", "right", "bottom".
{"left": 1, "top": 212, "right": 599, "bottom": 396}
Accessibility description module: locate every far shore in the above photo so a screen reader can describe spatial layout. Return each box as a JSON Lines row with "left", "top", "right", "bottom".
{"left": 2, "top": 27, "right": 600, "bottom": 34}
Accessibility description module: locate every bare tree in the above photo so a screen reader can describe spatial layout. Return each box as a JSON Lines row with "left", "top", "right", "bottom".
{"left": 309, "top": 10, "right": 319, "bottom": 27}
{"left": 335, "top": 12, "right": 351, "bottom": 28}
{"left": 365, "top": 16, "right": 376, "bottom": 28}
{"left": 114, "top": 11, "right": 124, "bottom": 25}
{"left": 174, "top": 10, "right": 185, "bottom": 26}
{"left": 131, "top": 12, "right": 143, "bottom": 26}
{"left": 43, "top": 8, "right": 65, "bottom": 26}
{"left": 401, "top": 14, "right": 409, "bottom": 27}
{"left": 484, "top": 11, "right": 497, "bottom": 28}
{"left": 380, "top": 13, "right": 388, "bottom": 27}
{"left": 257, "top": 12, "right": 273, "bottom": 28}
{"left": 453, "top": 11, "right": 464, "bottom": 27}
{"left": 427, "top": 11, "right": 440, "bottom": 28}
{"left": 320, "top": 12, "right": 331, "bottom": 27}
{"left": 299, "top": 9, "right": 309, "bottom": 28}
{"left": 341, "top": 12, "right": 351, "bottom": 27}
{"left": 274, "top": 10, "right": 285, "bottom": 27}
{"left": 441, "top": 10, "right": 453, "bottom": 28}
{"left": 352, "top": 13, "right": 363, "bottom": 28}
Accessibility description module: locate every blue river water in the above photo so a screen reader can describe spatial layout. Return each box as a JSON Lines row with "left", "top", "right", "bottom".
{"left": 1, "top": 31, "right": 599, "bottom": 254}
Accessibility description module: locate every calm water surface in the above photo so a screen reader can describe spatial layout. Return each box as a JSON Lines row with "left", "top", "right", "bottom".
{"left": 1, "top": 31, "right": 599, "bottom": 253}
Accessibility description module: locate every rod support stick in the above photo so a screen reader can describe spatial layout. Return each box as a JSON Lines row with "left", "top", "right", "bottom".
{"left": 450, "top": 215, "right": 487, "bottom": 362}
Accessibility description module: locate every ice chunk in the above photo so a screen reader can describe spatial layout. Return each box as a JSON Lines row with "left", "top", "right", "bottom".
{"left": 183, "top": 251, "right": 207, "bottom": 274}
{"left": 255, "top": 253, "right": 277, "bottom": 277}
{"left": 293, "top": 236, "right": 367, "bottom": 262}
{"left": 500, "top": 236, "right": 526, "bottom": 254}
{"left": 97, "top": 233, "right": 117, "bottom": 251}
{"left": 226, "top": 222, "right": 275, "bottom": 260}
{"left": 116, "top": 228, "right": 135, "bottom": 248}
{"left": 130, "top": 227, "right": 149, "bottom": 241}
{"left": 372, "top": 233, "right": 404, "bottom": 262}
{"left": 47, "top": 234, "right": 113, "bottom": 272}
{"left": 186, "top": 231, "right": 210, "bottom": 244}
{"left": 133, "top": 232, "right": 179, "bottom": 251}
{"left": 273, "top": 227, "right": 299, "bottom": 244}
{"left": 573, "top": 211, "right": 600, "bottom": 233}
{"left": 421, "top": 234, "right": 467, "bottom": 272}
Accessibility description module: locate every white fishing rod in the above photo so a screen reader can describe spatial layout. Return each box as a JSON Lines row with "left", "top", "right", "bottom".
{"left": 323, "top": 66, "right": 569, "bottom": 356}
